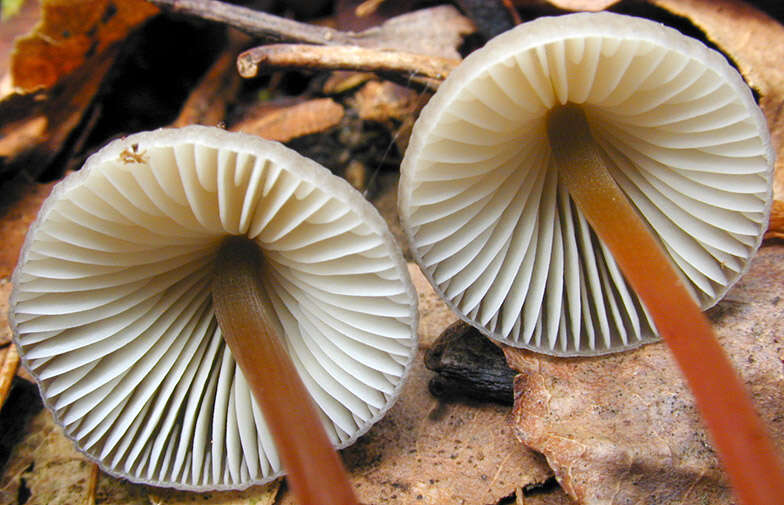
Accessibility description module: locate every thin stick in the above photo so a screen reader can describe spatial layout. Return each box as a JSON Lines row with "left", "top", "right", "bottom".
{"left": 212, "top": 236, "right": 358, "bottom": 505}
{"left": 547, "top": 104, "right": 784, "bottom": 505}
{"left": 238, "top": 44, "right": 456, "bottom": 91}
{"left": 0, "top": 344, "right": 19, "bottom": 409}
{"left": 84, "top": 463, "right": 99, "bottom": 505}
{"left": 149, "top": 0, "right": 356, "bottom": 45}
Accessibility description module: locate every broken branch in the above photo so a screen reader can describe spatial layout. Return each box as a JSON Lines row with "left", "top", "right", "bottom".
{"left": 238, "top": 44, "right": 458, "bottom": 91}
{"left": 148, "top": 0, "right": 356, "bottom": 45}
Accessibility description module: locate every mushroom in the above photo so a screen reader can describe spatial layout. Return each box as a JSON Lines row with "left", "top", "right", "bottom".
{"left": 398, "top": 12, "right": 784, "bottom": 505}
{"left": 11, "top": 125, "right": 418, "bottom": 503}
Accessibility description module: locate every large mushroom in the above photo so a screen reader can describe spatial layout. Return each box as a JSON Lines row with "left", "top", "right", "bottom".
{"left": 11, "top": 125, "right": 418, "bottom": 503}
{"left": 399, "top": 12, "right": 784, "bottom": 505}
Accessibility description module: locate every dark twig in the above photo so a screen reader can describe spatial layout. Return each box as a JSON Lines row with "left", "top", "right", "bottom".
{"left": 237, "top": 44, "right": 458, "bottom": 92}
{"left": 148, "top": 0, "right": 473, "bottom": 59}
{"left": 148, "top": 0, "right": 356, "bottom": 45}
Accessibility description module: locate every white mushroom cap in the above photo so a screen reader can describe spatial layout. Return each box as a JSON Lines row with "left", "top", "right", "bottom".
{"left": 399, "top": 12, "right": 773, "bottom": 356}
{"left": 11, "top": 125, "right": 418, "bottom": 490}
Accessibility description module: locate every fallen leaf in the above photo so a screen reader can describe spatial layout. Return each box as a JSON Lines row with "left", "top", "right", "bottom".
{"left": 171, "top": 29, "right": 249, "bottom": 128}
{"left": 11, "top": 0, "right": 158, "bottom": 91}
{"left": 230, "top": 98, "right": 345, "bottom": 143}
{"left": 0, "top": 178, "right": 57, "bottom": 280}
{"left": 0, "top": 408, "right": 96, "bottom": 505}
{"left": 277, "top": 265, "right": 553, "bottom": 505}
{"left": 347, "top": 5, "right": 475, "bottom": 60}
{"left": 506, "top": 244, "right": 784, "bottom": 505}
{"left": 351, "top": 80, "right": 420, "bottom": 122}
{"left": 335, "top": 0, "right": 415, "bottom": 31}
{"left": 0, "top": 0, "right": 39, "bottom": 96}
{"left": 0, "top": 0, "right": 158, "bottom": 180}
{"left": 0, "top": 279, "right": 12, "bottom": 346}
{"left": 0, "top": 407, "right": 281, "bottom": 505}
{"left": 145, "top": 483, "right": 279, "bottom": 505}
{"left": 322, "top": 71, "right": 375, "bottom": 95}
{"left": 766, "top": 199, "right": 784, "bottom": 240}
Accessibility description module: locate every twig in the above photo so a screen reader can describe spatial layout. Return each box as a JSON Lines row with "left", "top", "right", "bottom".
{"left": 84, "top": 463, "right": 99, "bottom": 505}
{"left": 148, "top": 1, "right": 473, "bottom": 59}
{"left": 0, "top": 344, "right": 19, "bottom": 409}
{"left": 238, "top": 44, "right": 458, "bottom": 92}
{"left": 148, "top": 0, "right": 356, "bottom": 45}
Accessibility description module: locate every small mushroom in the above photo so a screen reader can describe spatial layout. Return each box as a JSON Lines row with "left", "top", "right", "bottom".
{"left": 11, "top": 126, "right": 418, "bottom": 501}
{"left": 399, "top": 12, "right": 783, "bottom": 505}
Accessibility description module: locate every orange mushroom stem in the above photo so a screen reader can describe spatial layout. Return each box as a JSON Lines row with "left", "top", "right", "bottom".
{"left": 212, "top": 236, "right": 359, "bottom": 505}
{"left": 547, "top": 104, "right": 784, "bottom": 505}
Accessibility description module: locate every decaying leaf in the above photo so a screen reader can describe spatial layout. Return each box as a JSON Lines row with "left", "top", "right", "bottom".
{"left": 230, "top": 98, "right": 345, "bottom": 143}
{"left": 0, "top": 407, "right": 280, "bottom": 505}
{"left": 10, "top": 0, "right": 158, "bottom": 91}
{"left": 322, "top": 70, "right": 376, "bottom": 95}
{"left": 1, "top": 0, "right": 27, "bottom": 19}
{"left": 171, "top": 29, "right": 249, "bottom": 128}
{"left": 0, "top": 179, "right": 54, "bottom": 281}
{"left": 277, "top": 265, "right": 554, "bottom": 505}
{"left": 0, "top": 178, "right": 56, "bottom": 279}
{"left": 767, "top": 199, "right": 784, "bottom": 240}
{"left": 0, "top": 0, "right": 39, "bottom": 96}
{"left": 0, "top": 408, "right": 96, "bottom": 505}
{"left": 506, "top": 244, "right": 784, "bottom": 505}
{"left": 0, "top": 279, "right": 12, "bottom": 346}
{"left": 145, "top": 482, "right": 280, "bottom": 505}
{"left": 0, "top": 0, "right": 158, "bottom": 180}
{"left": 335, "top": 4, "right": 475, "bottom": 60}
{"left": 351, "top": 80, "right": 420, "bottom": 122}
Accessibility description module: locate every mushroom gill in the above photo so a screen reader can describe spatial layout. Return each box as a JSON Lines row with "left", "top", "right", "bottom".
{"left": 11, "top": 126, "right": 418, "bottom": 494}
{"left": 399, "top": 12, "right": 771, "bottom": 355}
{"left": 398, "top": 12, "right": 783, "bottom": 505}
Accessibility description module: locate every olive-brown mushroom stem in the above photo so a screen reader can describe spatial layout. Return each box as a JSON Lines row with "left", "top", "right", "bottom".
{"left": 547, "top": 104, "right": 784, "bottom": 505}
{"left": 212, "top": 236, "right": 359, "bottom": 505}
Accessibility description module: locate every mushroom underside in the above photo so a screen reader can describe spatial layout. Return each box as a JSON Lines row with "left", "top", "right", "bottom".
{"left": 12, "top": 127, "right": 418, "bottom": 490}
{"left": 400, "top": 13, "right": 771, "bottom": 355}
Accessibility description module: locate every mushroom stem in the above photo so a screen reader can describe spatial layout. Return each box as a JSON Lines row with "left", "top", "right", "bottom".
{"left": 547, "top": 104, "right": 784, "bottom": 505}
{"left": 212, "top": 236, "right": 359, "bottom": 505}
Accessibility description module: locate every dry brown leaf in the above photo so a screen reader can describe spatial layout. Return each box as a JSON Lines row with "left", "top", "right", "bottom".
{"left": 0, "top": 408, "right": 96, "bottom": 505}
{"left": 276, "top": 265, "right": 553, "bottom": 505}
{"left": 506, "top": 244, "right": 784, "bottom": 505}
{"left": 230, "top": 98, "right": 345, "bottom": 143}
{"left": 10, "top": 0, "right": 158, "bottom": 91}
{"left": 322, "top": 71, "right": 376, "bottom": 95}
{"left": 351, "top": 80, "right": 420, "bottom": 122}
{"left": 524, "top": 488, "right": 577, "bottom": 505}
{"left": 766, "top": 199, "right": 784, "bottom": 240}
{"left": 0, "top": 178, "right": 57, "bottom": 280}
{"left": 171, "top": 29, "right": 250, "bottom": 128}
{"left": 0, "top": 279, "right": 13, "bottom": 346}
{"left": 349, "top": 5, "right": 474, "bottom": 60}
{"left": 0, "top": 0, "right": 40, "bottom": 96}
{"left": 146, "top": 483, "right": 280, "bottom": 505}
{"left": 0, "top": 0, "right": 158, "bottom": 180}
{"left": 0, "top": 407, "right": 280, "bottom": 505}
